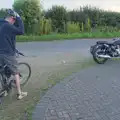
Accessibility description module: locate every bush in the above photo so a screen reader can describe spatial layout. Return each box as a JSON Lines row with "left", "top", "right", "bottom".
{"left": 32, "top": 18, "right": 52, "bottom": 35}
{"left": 67, "top": 22, "right": 80, "bottom": 33}
{"left": 86, "top": 18, "right": 92, "bottom": 32}
{"left": 39, "top": 18, "right": 52, "bottom": 35}
{"left": 97, "top": 26, "right": 119, "bottom": 32}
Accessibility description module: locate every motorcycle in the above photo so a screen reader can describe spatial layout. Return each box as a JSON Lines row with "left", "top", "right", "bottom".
{"left": 90, "top": 38, "right": 120, "bottom": 64}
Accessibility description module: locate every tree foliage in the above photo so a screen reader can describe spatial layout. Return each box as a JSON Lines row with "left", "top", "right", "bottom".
{"left": 0, "top": 4, "right": 120, "bottom": 34}
{"left": 45, "top": 5, "right": 67, "bottom": 33}
{"left": 13, "top": 0, "right": 41, "bottom": 34}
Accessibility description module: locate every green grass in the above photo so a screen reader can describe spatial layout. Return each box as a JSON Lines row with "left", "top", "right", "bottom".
{"left": 16, "top": 32, "right": 120, "bottom": 42}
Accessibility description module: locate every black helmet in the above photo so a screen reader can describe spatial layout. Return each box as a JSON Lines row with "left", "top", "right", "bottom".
{"left": 6, "top": 9, "right": 16, "bottom": 19}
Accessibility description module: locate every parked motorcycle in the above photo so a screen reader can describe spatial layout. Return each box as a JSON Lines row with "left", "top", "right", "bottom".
{"left": 90, "top": 38, "right": 120, "bottom": 64}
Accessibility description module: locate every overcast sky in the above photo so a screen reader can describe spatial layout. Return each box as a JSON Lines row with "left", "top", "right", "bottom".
{"left": 0, "top": 0, "right": 13, "bottom": 9}
{"left": 1, "top": 0, "right": 120, "bottom": 12}
{"left": 42, "top": 0, "right": 120, "bottom": 12}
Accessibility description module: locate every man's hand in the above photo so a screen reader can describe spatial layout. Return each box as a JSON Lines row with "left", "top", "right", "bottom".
{"left": 14, "top": 11, "right": 20, "bottom": 18}
{"left": 7, "top": 9, "right": 21, "bottom": 18}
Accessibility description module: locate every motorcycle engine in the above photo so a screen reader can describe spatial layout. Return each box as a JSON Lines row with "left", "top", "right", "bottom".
{"left": 111, "top": 45, "right": 119, "bottom": 57}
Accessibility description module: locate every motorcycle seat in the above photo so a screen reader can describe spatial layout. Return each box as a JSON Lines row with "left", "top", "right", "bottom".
{"left": 97, "top": 41, "right": 114, "bottom": 45}
{"left": 97, "top": 41, "right": 108, "bottom": 44}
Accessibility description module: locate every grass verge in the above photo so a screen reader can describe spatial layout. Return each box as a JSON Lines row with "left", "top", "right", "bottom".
{"left": 16, "top": 32, "right": 120, "bottom": 42}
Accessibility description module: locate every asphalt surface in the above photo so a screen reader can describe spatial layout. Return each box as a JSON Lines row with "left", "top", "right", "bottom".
{"left": 16, "top": 39, "right": 113, "bottom": 57}
{"left": 30, "top": 39, "right": 120, "bottom": 120}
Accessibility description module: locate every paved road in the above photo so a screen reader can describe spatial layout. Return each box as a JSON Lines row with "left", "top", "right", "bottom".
{"left": 16, "top": 39, "right": 113, "bottom": 57}
{"left": 31, "top": 39, "right": 120, "bottom": 120}
{"left": 32, "top": 61, "right": 120, "bottom": 120}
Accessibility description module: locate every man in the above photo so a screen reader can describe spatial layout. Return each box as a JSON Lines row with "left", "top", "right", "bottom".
{"left": 0, "top": 9, "right": 27, "bottom": 100}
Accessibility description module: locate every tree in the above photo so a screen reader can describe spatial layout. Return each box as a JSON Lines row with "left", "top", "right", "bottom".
{"left": 13, "top": 0, "right": 41, "bottom": 34}
{"left": 86, "top": 18, "right": 91, "bottom": 32}
{"left": 0, "top": 9, "right": 7, "bottom": 18}
{"left": 45, "top": 5, "right": 67, "bottom": 33}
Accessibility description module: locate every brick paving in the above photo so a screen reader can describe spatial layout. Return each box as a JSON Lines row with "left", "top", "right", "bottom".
{"left": 33, "top": 61, "right": 120, "bottom": 120}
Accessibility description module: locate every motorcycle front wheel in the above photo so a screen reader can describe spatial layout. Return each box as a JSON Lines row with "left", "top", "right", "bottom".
{"left": 93, "top": 46, "right": 108, "bottom": 64}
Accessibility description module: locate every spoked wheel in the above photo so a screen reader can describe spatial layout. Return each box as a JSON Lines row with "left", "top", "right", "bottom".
{"left": 18, "top": 62, "right": 31, "bottom": 86}
{"left": 93, "top": 46, "right": 108, "bottom": 64}
{"left": 12, "top": 62, "right": 31, "bottom": 88}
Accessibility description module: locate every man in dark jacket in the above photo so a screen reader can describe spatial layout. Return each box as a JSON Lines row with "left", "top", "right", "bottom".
{"left": 0, "top": 10, "right": 27, "bottom": 100}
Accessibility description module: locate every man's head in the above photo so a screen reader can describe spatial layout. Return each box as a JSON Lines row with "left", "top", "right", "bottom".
{"left": 5, "top": 9, "right": 17, "bottom": 25}
{"left": 5, "top": 16, "right": 16, "bottom": 25}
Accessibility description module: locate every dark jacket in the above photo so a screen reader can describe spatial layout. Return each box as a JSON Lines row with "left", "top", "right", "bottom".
{"left": 0, "top": 17, "right": 24, "bottom": 56}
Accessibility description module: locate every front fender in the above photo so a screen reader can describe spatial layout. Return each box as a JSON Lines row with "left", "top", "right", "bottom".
{"left": 90, "top": 44, "right": 104, "bottom": 54}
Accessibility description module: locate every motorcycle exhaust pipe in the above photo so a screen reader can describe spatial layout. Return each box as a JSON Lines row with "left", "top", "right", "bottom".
{"left": 97, "top": 55, "right": 111, "bottom": 58}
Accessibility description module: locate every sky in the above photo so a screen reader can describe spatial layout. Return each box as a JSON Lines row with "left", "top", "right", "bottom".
{"left": 1, "top": 0, "right": 120, "bottom": 12}
{"left": 42, "top": 0, "right": 120, "bottom": 12}
{"left": 0, "top": 0, "right": 14, "bottom": 9}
